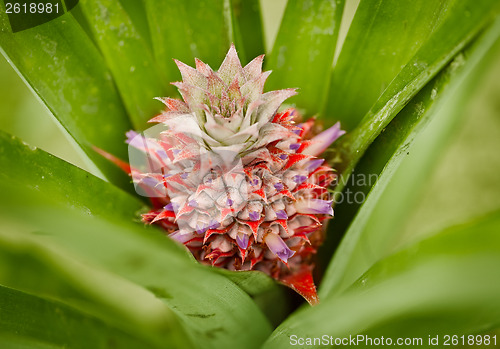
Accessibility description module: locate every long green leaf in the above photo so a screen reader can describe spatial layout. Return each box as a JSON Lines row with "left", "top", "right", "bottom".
{"left": 266, "top": 0, "right": 345, "bottom": 115}
{"left": 144, "top": 0, "right": 233, "bottom": 81}
{"left": 0, "top": 180, "right": 272, "bottom": 349}
{"left": 333, "top": 0, "right": 500, "bottom": 182}
{"left": 320, "top": 17, "right": 500, "bottom": 298}
{"left": 319, "top": 67, "right": 453, "bottom": 270}
{"left": 0, "top": 232, "right": 187, "bottom": 348}
{"left": 78, "top": 0, "right": 171, "bottom": 129}
{"left": 0, "top": 285, "right": 154, "bottom": 349}
{"left": 118, "top": 0, "right": 153, "bottom": 50}
{"left": 264, "top": 211, "right": 500, "bottom": 348}
{"left": 0, "top": 12, "right": 131, "bottom": 189}
{"left": 393, "top": 46, "right": 500, "bottom": 243}
{"left": 0, "top": 130, "right": 145, "bottom": 222}
{"left": 230, "top": 0, "right": 265, "bottom": 63}
{"left": 323, "top": 0, "right": 451, "bottom": 129}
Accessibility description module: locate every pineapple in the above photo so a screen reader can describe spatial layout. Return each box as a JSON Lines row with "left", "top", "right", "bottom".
{"left": 126, "top": 45, "right": 345, "bottom": 304}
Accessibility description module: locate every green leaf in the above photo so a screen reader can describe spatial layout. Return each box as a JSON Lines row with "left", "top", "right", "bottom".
{"left": 0, "top": 180, "right": 272, "bottom": 349}
{"left": 0, "top": 12, "right": 132, "bottom": 189}
{"left": 264, "top": 211, "right": 500, "bottom": 348}
{"left": 0, "top": 285, "right": 154, "bottom": 349}
{"left": 394, "top": 40, "right": 500, "bottom": 243}
{"left": 320, "top": 17, "right": 500, "bottom": 298}
{"left": 323, "top": 0, "right": 451, "bottom": 129}
{"left": 214, "top": 269, "right": 290, "bottom": 327}
{"left": 118, "top": 0, "right": 153, "bottom": 50}
{"left": 0, "top": 130, "right": 145, "bottom": 222}
{"left": 144, "top": 0, "right": 233, "bottom": 81}
{"left": 214, "top": 269, "right": 275, "bottom": 296}
{"left": 0, "top": 232, "right": 187, "bottom": 349}
{"left": 265, "top": 0, "right": 345, "bottom": 115}
{"left": 78, "top": 0, "right": 171, "bottom": 129}
{"left": 333, "top": 0, "right": 500, "bottom": 180}
{"left": 230, "top": 0, "right": 265, "bottom": 63}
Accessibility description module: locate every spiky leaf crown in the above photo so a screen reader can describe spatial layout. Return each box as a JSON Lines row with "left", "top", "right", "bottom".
{"left": 151, "top": 45, "right": 298, "bottom": 156}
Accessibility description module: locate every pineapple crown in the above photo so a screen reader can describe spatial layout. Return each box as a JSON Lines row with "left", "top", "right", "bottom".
{"left": 150, "top": 44, "right": 297, "bottom": 155}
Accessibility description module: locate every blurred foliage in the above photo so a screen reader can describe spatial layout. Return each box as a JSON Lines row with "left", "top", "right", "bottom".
{"left": 400, "top": 55, "right": 500, "bottom": 241}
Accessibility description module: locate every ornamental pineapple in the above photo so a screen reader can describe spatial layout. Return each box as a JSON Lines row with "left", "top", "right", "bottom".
{"left": 126, "top": 45, "right": 344, "bottom": 304}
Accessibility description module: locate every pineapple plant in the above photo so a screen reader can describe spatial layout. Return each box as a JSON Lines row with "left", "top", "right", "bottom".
{"left": 123, "top": 46, "right": 345, "bottom": 303}
{"left": 0, "top": 0, "right": 500, "bottom": 348}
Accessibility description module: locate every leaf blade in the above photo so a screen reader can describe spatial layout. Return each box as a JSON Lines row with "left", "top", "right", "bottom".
{"left": 264, "top": 211, "right": 500, "bottom": 348}
{"left": 265, "top": 0, "right": 345, "bottom": 115}
{"left": 321, "top": 17, "right": 500, "bottom": 298}
{"left": 0, "top": 130, "right": 145, "bottom": 222}
{"left": 0, "top": 12, "right": 132, "bottom": 188}
{"left": 324, "top": 0, "right": 451, "bottom": 129}
{"left": 0, "top": 178, "right": 272, "bottom": 349}
{"left": 230, "top": 0, "right": 265, "bottom": 63}
{"left": 144, "top": 0, "right": 233, "bottom": 80}
{"left": 78, "top": 0, "right": 171, "bottom": 129}
{"left": 333, "top": 0, "right": 500, "bottom": 183}
{"left": 0, "top": 227, "right": 188, "bottom": 348}
{"left": 0, "top": 285, "right": 156, "bottom": 349}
